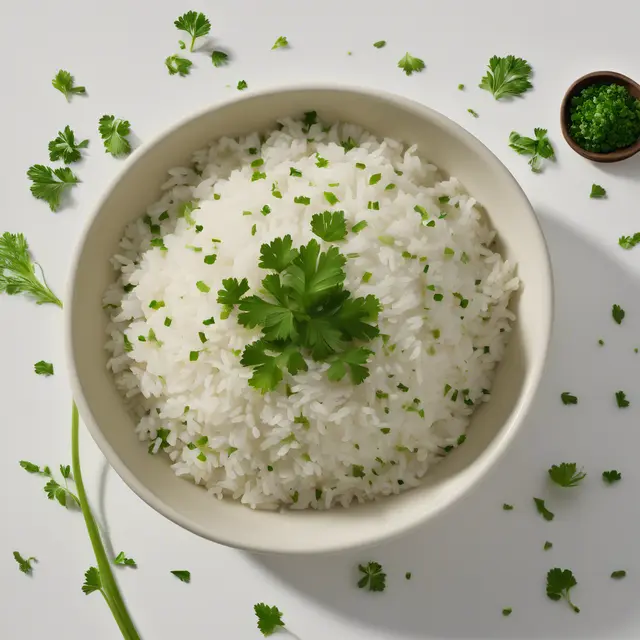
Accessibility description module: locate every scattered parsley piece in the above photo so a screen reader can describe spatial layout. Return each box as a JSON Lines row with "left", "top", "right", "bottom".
{"left": 612, "top": 303, "right": 625, "bottom": 324}
{"left": 362, "top": 271, "right": 372, "bottom": 283}
{"left": 174, "top": 11, "right": 210, "bottom": 52}
{"left": 170, "top": 570, "right": 191, "bottom": 583}
{"left": 316, "top": 154, "right": 329, "bottom": 168}
{"left": 352, "top": 220, "right": 368, "bottom": 234}
{"left": 458, "top": 83, "right": 465, "bottom": 90}
{"left": 27, "top": 165, "right": 79, "bottom": 212}
{"left": 196, "top": 280, "right": 210, "bottom": 293}
{"left": 369, "top": 173, "right": 382, "bottom": 185}
{"left": 311, "top": 211, "right": 347, "bottom": 242}
{"left": 503, "top": 503, "right": 514, "bottom": 511}
{"left": 615, "top": 390, "right": 630, "bottom": 408}
{"left": 619, "top": 233, "right": 640, "bottom": 250}
{"left": 397, "top": 52, "right": 425, "bottom": 76}
{"left": 211, "top": 50, "right": 229, "bottom": 67}
{"left": 34, "top": 360, "right": 54, "bottom": 376}
{"left": 98, "top": 115, "right": 132, "bottom": 158}
{"left": 113, "top": 552, "right": 137, "bottom": 568}
{"left": 548, "top": 463, "right": 586, "bottom": 488}
{"left": 561, "top": 392, "right": 578, "bottom": 405}
{"left": 254, "top": 603, "right": 285, "bottom": 636}
{"left": 534, "top": 497, "right": 554, "bottom": 521}
{"left": 13, "top": 552, "right": 36, "bottom": 575}
{"left": 468, "top": 108, "right": 479, "bottom": 118}
{"left": 237, "top": 80, "right": 248, "bottom": 91}
{"left": 509, "top": 128, "right": 555, "bottom": 172}
{"left": 340, "top": 137, "right": 358, "bottom": 152}
{"left": 546, "top": 568, "right": 580, "bottom": 613}
{"left": 544, "top": 541, "right": 553, "bottom": 551}
{"left": 611, "top": 570, "right": 627, "bottom": 579}
{"left": 602, "top": 470, "right": 622, "bottom": 484}
{"left": 590, "top": 183, "right": 606, "bottom": 198}
{"left": 324, "top": 191, "right": 339, "bottom": 205}
{"left": 52, "top": 70, "right": 86, "bottom": 100}
{"left": 373, "top": 40, "right": 386, "bottom": 49}
{"left": 165, "top": 55, "right": 193, "bottom": 77}
{"left": 290, "top": 167, "right": 302, "bottom": 177}
{"left": 480, "top": 55, "right": 532, "bottom": 100}
{"left": 502, "top": 608, "right": 512, "bottom": 617}
{"left": 598, "top": 339, "right": 604, "bottom": 346}
{"left": 357, "top": 562, "right": 386, "bottom": 592}
{"left": 272, "top": 36, "right": 288, "bottom": 50}
{"left": 81, "top": 566, "right": 104, "bottom": 596}
{"left": 0, "top": 232, "right": 62, "bottom": 306}
{"left": 252, "top": 171, "right": 266, "bottom": 181}
{"left": 216, "top": 277, "right": 249, "bottom": 305}
{"left": 302, "top": 110, "right": 317, "bottom": 133}
{"left": 48, "top": 126, "right": 89, "bottom": 164}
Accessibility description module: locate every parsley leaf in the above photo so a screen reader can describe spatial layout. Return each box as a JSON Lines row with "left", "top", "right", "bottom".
{"left": 170, "top": 570, "right": 191, "bottom": 583}
{"left": 27, "top": 165, "right": 79, "bottom": 212}
{"left": 259, "top": 235, "right": 299, "bottom": 272}
{"left": 509, "top": 128, "right": 555, "bottom": 172}
{"left": 546, "top": 568, "right": 580, "bottom": 613}
{"left": 98, "top": 115, "right": 132, "bottom": 158}
{"left": 480, "top": 55, "right": 533, "bottom": 100}
{"left": 398, "top": 52, "right": 425, "bottom": 76}
{"left": 502, "top": 608, "right": 512, "bottom": 617}
{"left": 615, "top": 390, "right": 630, "bottom": 408}
{"left": 237, "top": 80, "right": 248, "bottom": 91}
{"left": 272, "top": 36, "right": 288, "bottom": 50}
{"left": 467, "top": 108, "right": 479, "bottom": 118}
{"left": 211, "top": 50, "right": 229, "bottom": 67}
{"left": 311, "top": 211, "right": 348, "bottom": 242}
{"left": 34, "top": 360, "right": 54, "bottom": 376}
{"left": 240, "top": 340, "right": 307, "bottom": 393}
{"left": 548, "top": 463, "right": 586, "bottom": 488}
{"left": 602, "top": 470, "right": 622, "bottom": 484}
{"left": 534, "top": 497, "right": 554, "bottom": 521}
{"left": 561, "top": 392, "right": 578, "bottom": 405}
{"left": 357, "top": 561, "right": 387, "bottom": 592}
{"left": 619, "top": 233, "right": 640, "bottom": 250}
{"left": 13, "top": 551, "right": 36, "bottom": 575}
{"left": 52, "top": 70, "right": 86, "bottom": 100}
{"left": 113, "top": 552, "right": 137, "bottom": 568}
{"left": 373, "top": 40, "right": 386, "bottom": 49}
{"left": 174, "top": 11, "right": 210, "bottom": 51}
{"left": 165, "top": 55, "right": 193, "bottom": 77}
{"left": 0, "top": 232, "right": 62, "bottom": 306}
{"left": 612, "top": 303, "right": 625, "bottom": 324}
{"left": 254, "top": 603, "right": 285, "bottom": 636}
{"left": 82, "top": 566, "right": 103, "bottom": 595}
{"left": 590, "top": 184, "right": 606, "bottom": 198}
{"left": 216, "top": 278, "right": 249, "bottom": 306}
{"left": 48, "top": 126, "right": 89, "bottom": 164}
{"left": 327, "top": 347, "right": 374, "bottom": 385}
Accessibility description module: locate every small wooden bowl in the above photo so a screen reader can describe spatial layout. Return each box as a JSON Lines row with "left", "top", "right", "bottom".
{"left": 560, "top": 71, "right": 640, "bottom": 163}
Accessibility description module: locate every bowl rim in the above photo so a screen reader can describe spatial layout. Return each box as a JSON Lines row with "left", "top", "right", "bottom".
{"left": 66, "top": 83, "right": 554, "bottom": 553}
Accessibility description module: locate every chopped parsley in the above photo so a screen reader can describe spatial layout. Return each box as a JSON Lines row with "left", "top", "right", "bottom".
{"left": 113, "top": 552, "right": 137, "bottom": 568}
{"left": 369, "top": 173, "right": 382, "bottom": 185}
{"left": 211, "top": 51, "right": 229, "bottom": 67}
{"left": 324, "top": 191, "right": 340, "bottom": 205}
{"left": 170, "top": 570, "right": 191, "bottom": 583}
{"left": 98, "top": 115, "right": 132, "bottom": 158}
{"left": 315, "top": 154, "right": 329, "bottom": 168}
{"left": 548, "top": 463, "right": 586, "bottom": 488}
{"left": 503, "top": 503, "right": 514, "bottom": 511}
{"left": 13, "top": 551, "right": 36, "bottom": 575}
{"left": 546, "top": 568, "right": 580, "bottom": 613}
{"left": 509, "top": 128, "right": 555, "bottom": 172}
{"left": 254, "top": 603, "right": 285, "bottom": 636}
{"left": 612, "top": 303, "right": 625, "bottom": 324}
{"left": 397, "top": 52, "right": 425, "bottom": 76}
{"left": 602, "top": 470, "right": 622, "bottom": 484}
{"left": 174, "top": 11, "right": 210, "bottom": 51}
{"left": 294, "top": 196, "right": 310, "bottom": 205}
{"left": 165, "top": 55, "right": 192, "bottom": 77}
{"left": 458, "top": 83, "right": 465, "bottom": 90}
{"left": 534, "top": 497, "right": 554, "bottom": 521}
{"left": 52, "top": 70, "right": 86, "bottom": 100}
{"left": 479, "top": 55, "right": 533, "bottom": 100}
{"left": 340, "top": 137, "right": 358, "bottom": 152}
{"left": 357, "top": 561, "right": 386, "bottom": 592}
{"left": 27, "top": 165, "right": 79, "bottom": 211}
{"left": 467, "top": 108, "right": 479, "bottom": 118}
{"left": 560, "top": 392, "right": 578, "bottom": 405}
{"left": 290, "top": 167, "right": 302, "bottom": 177}
{"left": 373, "top": 40, "right": 386, "bottom": 49}
{"left": 590, "top": 184, "right": 606, "bottom": 198}
{"left": 34, "top": 361, "right": 54, "bottom": 376}
{"left": 48, "top": 126, "right": 89, "bottom": 164}
{"left": 272, "top": 36, "right": 289, "bottom": 50}
{"left": 352, "top": 220, "right": 368, "bottom": 234}
{"left": 237, "top": 80, "right": 248, "bottom": 91}
{"left": 615, "top": 390, "right": 630, "bottom": 408}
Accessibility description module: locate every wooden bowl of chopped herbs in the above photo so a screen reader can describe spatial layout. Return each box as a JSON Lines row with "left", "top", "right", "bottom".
{"left": 561, "top": 71, "right": 640, "bottom": 162}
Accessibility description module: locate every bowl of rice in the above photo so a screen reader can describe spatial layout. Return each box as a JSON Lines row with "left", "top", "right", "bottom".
{"left": 67, "top": 86, "right": 552, "bottom": 554}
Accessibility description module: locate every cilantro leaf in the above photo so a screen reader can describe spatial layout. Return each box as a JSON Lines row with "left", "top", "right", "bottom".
{"left": 48, "top": 126, "right": 89, "bottom": 164}
{"left": 13, "top": 551, "right": 36, "bottom": 575}
{"left": 211, "top": 50, "right": 229, "bottom": 67}
{"left": 82, "top": 566, "right": 103, "bottom": 595}
{"left": 52, "top": 70, "right": 86, "bottom": 100}
{"left": 272, "top": 36, "right": 288, "bottom": 50}
{"left": 216, "top": 278, "right": 249, "bottom": 306}
{"left": 397, "top": 52, "right": 425, "bottom": 76}
{"left": 258, "top": 235, "right": 299, "bottom": 272}
{"left": 311, "top": 210, "right": 348, "bottom": 242}
{"left": 27, "top": 165, "right": 79, "bottom": 212}
{"left": 602, "top": 470, "right": 622, "bottom": 484}
{"left": 548, "top": 463, "right": 586, "bottom": 488}
{"left": 615, "top": 390, "right": 630, "bottom": 408}
{"left": 254, "top": 603, "right": 285, "bottom": 636}
{"left": 174, "top": 11, "right": 210, "bottom": 51}
{"left": 0, "top": 232, "right": 62, "bottom": 306}
{"left": 546, "top": 568, "right": 580, "bottom": 613}
{"left": 327, "top": 347, "right": 374, "bottom": 385}
{"left": 561, "top": 392, "right": 578, "bottom": 405}
{"left": 170, "top": 570, "right": 191, "bottom": 583}
{"left": 590, "top": 184, "right": 606, "bottom": 198}
{"left": 619, "top": 233, "right": 640, "bottom": 250}
{"left": 480, "top": 55, "right": 533, "bottom": 100}
{"left": 357, "top": 561, "right": 387, "bottom": 592}
{"left": 34, "top": 360, "right": 54, "bottom": 376}
{"left": 165, "top": 55, "right": 193, "bottom": 77}
{"left": 98, "top": 115, "right": 132, "bottom": 158}
{"left": 113, "top": 552, "right": 137, "bottom": 568}
{"left": 534, "top": 497, "right": 554, "bottom": 521}
{"left": 509, "top": 129, "right": 554, "bottom": 173}
{"left": 612, "top": 304, "right": 625, "bottom": 324}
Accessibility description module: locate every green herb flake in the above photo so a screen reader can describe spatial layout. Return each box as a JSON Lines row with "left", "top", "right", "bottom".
{"left": 362, "top": 271, "right": 372, "bottom": 283}
{"left": 615, "top": 390, "right": 630, "bottom": 408}
{"left": 467, "top": 108, "right": 479, "bottom": 118}
{"left": 611, "top": 570, "right": 627, "bottom": 579}
{"left": 170, "top": 569, "right": 191, "bottom": 583}
{"left": 113, "top": 552, "right": 137, "bottom": 568}
{"left": 561, "top": 392, "right": 578, "bottom": 405}
{"left": 355, "top": 162, "right": 366, "bottom": 170}
{"left": 369, "top": 173, "right": 382, "bottom": 185}
{"left": 352, "top": 220, "right": 368, "bottom": 234}
{"left": 534, "top": 497, "right": 555, "bottom": 521}
{"left": 14, "top": 551, "right": 37, "bottom": 575}
{"left": 619, "top": 233, "right": 640, "bottom": 250}
{"left": 289, "top": 167, "right": 302, "bottom": 177}
{"left": 272, "top": 36, "right": 288, "bottom": 50}
{"left": 544, "top": 541, "right": 553, "bottom": 551}
{"left": 368, "top": 200, "right": 380, "bottom": 210}
{"left": 324, "top": 191, "right": 340, "bottom": 205}
{"left": 165, "top": 55, "right": 193, "bottom": 77}
{"left": 237, "top": 80, "right": 248, "bottom": 91}
{"left": 211, "top": 50, "right": 229, "bottom": 67}
{"left": 397, "top": 52, "right": 425, "bottom": 76}
{"left": 52, "top": 70, "right": 86, "bottom": 100}
{"left": 458, "top": 83, "right": 465, "bottom": 90}
{"left": 373, "top": 40, "right": 386, "bottom": 49}
{"left": 502, "top": 608, "right": 512, "bottom": 617}
{"left": 612, "top": 303, "right": 625, "bottom": 324}
{"left": 590, "top": 184, "right": 606, "bottom": 198}
{"left": 602, "top": 469, "right": 622, "bottom": 484}
{"left": 548, "top": 463, "right": 586, "bottom": 488}
{"left": 174, "top": 11, "right": 210, "bottom": 51}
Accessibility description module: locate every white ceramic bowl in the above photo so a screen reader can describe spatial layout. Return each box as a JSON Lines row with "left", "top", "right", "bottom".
{"left": 67, "top": 86, "right": 553, "bottom": 554}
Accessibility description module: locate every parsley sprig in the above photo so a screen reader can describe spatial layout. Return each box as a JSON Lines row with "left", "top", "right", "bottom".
{"left": 357, "top": 561, "right": 387, "bottom": 592}
{"left": 546, "top": 568, "right": 580, "bottom": 613}
{"left": 52, "top": 70, "right": 86, "bottom": 100}
{"left": 27, "top": 165, "right": 79, "bottom": 211}
{"left": 174, "top": 11, "right": 211, "bottom": 52}
{"left": 480, "top": 55, "right": 533, "bottom": 100}
{"left": 254, "top": 603, "right": 286, "bottom": 636}
{"left": 99, "top": 115, "right": 132, "bottom": 158}
{"left": 509, "top": 129, "right": 555, "bottom": 172}
{"left": 48, "top": 126, "right": 89, "bottom": 164}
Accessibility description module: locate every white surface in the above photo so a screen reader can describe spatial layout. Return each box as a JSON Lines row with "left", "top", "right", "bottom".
{"left": 1, "top": 0, "right": 639, "bottom": 638}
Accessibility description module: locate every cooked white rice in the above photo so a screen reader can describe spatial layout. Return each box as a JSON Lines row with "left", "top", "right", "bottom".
{"left": 103, "top": 115, "right": 519, "bottom": 510}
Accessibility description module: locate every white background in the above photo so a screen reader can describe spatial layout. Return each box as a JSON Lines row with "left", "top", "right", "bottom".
{"left": 2, "top": 0, "right": 640, "bottom": 638}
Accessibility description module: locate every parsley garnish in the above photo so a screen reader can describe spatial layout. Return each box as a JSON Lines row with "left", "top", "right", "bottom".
{"left": 612, "top": 303, "right": 625, "bottom": 324}
{"left": 52, "top": 70, "right": 86, "bottom": 100}
{"left": 174, "top": 11, "right": 210, "bottom": 51}
{"left": 113, "top": 552, "right": 137, "bottom": 568}
{"left": 165, "top": 55, "right": 193, "bottom": 77}
{"left": 619, "top": 233, "right": 640, "bottom": 250}
{"left": 48, "top": 126, "right": 89, "bottom": 164}
{"left": 509, "top": 129, "right": 555, "bottom": 172}
{"left": 357, "top": 562, "right": 386, "bottom": 592}
{"left": 480, "top": 55, "right": 532, "bottom": 100}
{"left": 20, "top": 460, "right": 80, "bottom": 508}
{"left": 590, "top": 184, "right": 606, "bottom": 198}
{"left": 544, "top": 541, "right": 553, "bottom": 551}
{"left": 34, "top": 360, "right": 54, "bottom": 376}
{"left": 548, "top": 463, "right": 586, "bottom": 488}
{"left": 561, "top": 392, "right": 578, "bottom": 405}
{"left": 502, "top": 608, "right": 512, "bottom": 617}
{"left": 373, "top": 40, "right": 386, "bottom": 48}
{"left": 615, "top": 390, "right": 630, "bottom": 408}
{"left": 534, "top": 497, "right": 554, "bottom": 521}
{"left": 352, "top": 220, "right": 368, "bottom": 234}
{"left": 311, "top": 211, "right": 347, "bottom": 241}
{"left": 340, "top": 137, "right": 358, "bottom": 152}
{"left": 27, "top": 165, "right": 79, "bottom": 211}
{"left": 211, "top": 50, "right": 229, "bottom": 67}
{"left": 546, "top": 568, "right": 580, "bottom": 613}
{"left": 272, "top": 36, "right": 288, "bottom": 50}
{"left": 98, "top": 115, "right": 132, "bottom": 158}
{"left": 254, "top": 603, "right": 285, "bottom": 636}
{"left": 170, "top": 570, "right": 191, "bottom": 583}
{"left": 398, "top": 52, "right": 425, "bottom": 76}
{"left": 467, "top": 108, "right": 479, "bottom": 118}
{"left": 0, "top": 232, "right": 62, "bottom": 306}
{"left": 503, "top": 503, "right": 514, "bottom": 511}
{"left": 13, "top": 551, "right": 36, "bottom": 575}
{"left": 602, "top": 470, "right": 622, "bottom": 484}
{"left": 316, "top": 154, "right": 329, "bottom": 168}
{"left": 237, "top": 80, "right": 248, "bottom": 91}
{"left": 611, "top": 570, "right": 627, "bottom": 579}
